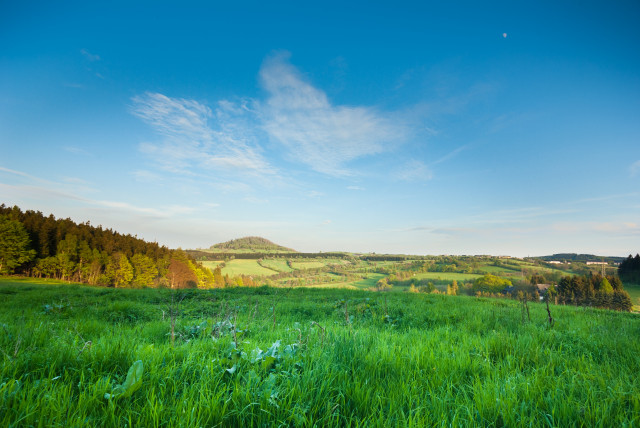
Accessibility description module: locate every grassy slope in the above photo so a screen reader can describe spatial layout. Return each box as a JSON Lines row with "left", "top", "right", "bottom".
{"left": 259, "top": 259, "right": 293, "bottom": 273}
{"left": 1, "top": 279, "right": 638, "bottom": 427}
{"left": 413, "top": 272, "right": 481, "bottom": 282}
{"left": 290, "top": 261, "right": 326, "bottom": 270}
{"left": 624, "top": 282, "right": 640, "bottom": 310}
{"left": 221, "top": 259, "right": 278, "bottom": 277}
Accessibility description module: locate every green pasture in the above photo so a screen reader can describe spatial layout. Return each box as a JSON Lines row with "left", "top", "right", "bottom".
{"left": 259, "top": 258, "right": 293, "bottom": 273}
{"left": 307, "top": 273, "right": 386, "bottom": 290}
{"left": 0, "top": 279, "right": 638, "bottom": 427}
{"left": 221, "top": 259, "right": 278, "bottom": 277}
{"left": 477, "top": 265, "right": 522, "bottom": 275}
{"left": 290, "top": 260, "right": 327, "bottom": 270}
{"left": 624, "top": 282, "right": 640, "bottom": 310}
{"left": 200, "top": 260, "right": 224, "bottom": 271}
{"left": 413, "top": 272, "right": 481, "bottom": 282}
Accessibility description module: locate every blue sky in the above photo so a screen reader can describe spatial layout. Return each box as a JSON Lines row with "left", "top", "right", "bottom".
{"left": 1, "top": 0, "right": 639, "bottom": 256}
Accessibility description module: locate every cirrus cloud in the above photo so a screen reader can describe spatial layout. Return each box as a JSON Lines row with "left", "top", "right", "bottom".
{"left": 259, "top": 52, "right": 408, "bottom": 176}
{"left": 131, "top": 52, "right": 412, "bottom": 181}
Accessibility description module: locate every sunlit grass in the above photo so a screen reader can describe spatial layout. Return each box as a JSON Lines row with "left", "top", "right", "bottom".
{"left": 1, "top": 279, "right": 638, "bottom": 426}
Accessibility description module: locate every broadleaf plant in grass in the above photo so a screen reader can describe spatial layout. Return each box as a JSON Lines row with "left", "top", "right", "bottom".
{"left": 104, "top": 360, "right": 144, "bottom": 400}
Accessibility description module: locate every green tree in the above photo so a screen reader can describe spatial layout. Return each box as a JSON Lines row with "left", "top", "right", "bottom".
{"left": 600, "top": 277, "right": 614, "bottom": 294}
{"left": 0, "top": 216, "right": 36, "bottom": 274}
{"left": 447, "top": 280, "right": 458, "bottom": 295}
{"left": 472, "top": 274, "right": 512, "bottom": 294}
{"left": 131, "top": 254, "right": 158, "bottom": 287}
{"left": 106, "top": 253, "right": 134, "bottom": 287}
{"left": 376, "top": 277, "right": 391, "bottom": 291}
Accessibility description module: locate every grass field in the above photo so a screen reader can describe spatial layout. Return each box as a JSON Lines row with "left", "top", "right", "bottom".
{"left": 625, "top": 282, "right": 640, "bottom": 310}
{"left": 221, "top": 259, "right": 278, "bottom": 277}
{"left": 199, "top": 260, "right": 224, "bottom": 271}
{"left": 259, "top": 258, "right": 294, "bottom": 273}
{"left": 307, "top": 273, "right": 386, "bottom": 290}
{"left": 1, "top": 278, "right": 638, "bottom": 426}
{"left": 290, "top": 261, "right": 327, "bottom": 270}
{"left": 413, "top": 272, "right": 481, "bottom": 282}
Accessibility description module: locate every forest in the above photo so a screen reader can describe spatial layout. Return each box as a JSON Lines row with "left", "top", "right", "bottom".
{"left": 0, "top": 205, "right": 214, "bottom": 288}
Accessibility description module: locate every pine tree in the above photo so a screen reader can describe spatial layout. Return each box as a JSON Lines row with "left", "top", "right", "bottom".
{"left": 0, "top": 215, "right": 36, "bottom": 274}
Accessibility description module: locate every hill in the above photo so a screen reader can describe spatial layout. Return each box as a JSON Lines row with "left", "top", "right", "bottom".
{"left": 535, "top": 253, "right": 625, "bottom": 264}
{"left": 208, "top": 236, "right": 296, "bottom": 253}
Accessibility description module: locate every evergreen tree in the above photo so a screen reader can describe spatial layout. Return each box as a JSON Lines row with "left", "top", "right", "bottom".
{"left": 600, "top": 277, "right": 614, "bottom": 294}
{"left": 0, "top": 215, "right": 36, "bottom": 274}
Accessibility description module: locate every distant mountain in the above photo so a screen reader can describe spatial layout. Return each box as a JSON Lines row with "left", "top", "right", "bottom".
{"left": 208, "top": 237, "right": 296, "bottom": 253}
{"left": 535, "top": 253, "right": 625, "bottom": 263}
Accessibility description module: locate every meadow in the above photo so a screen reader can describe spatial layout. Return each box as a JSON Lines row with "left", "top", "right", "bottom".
{"left": 1, "top": 278, "right": 639, "bottom": 427}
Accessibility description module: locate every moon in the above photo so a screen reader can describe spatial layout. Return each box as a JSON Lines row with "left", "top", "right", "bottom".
{"left": 503, "top": 33, "right": 508, "bottom": 38}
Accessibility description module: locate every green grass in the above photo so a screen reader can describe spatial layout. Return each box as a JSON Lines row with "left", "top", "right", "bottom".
{"left": 200, "top": 260, "right": 224, "bottom": 270}
{"left": 624, "top": 282, "right": 640, "bottom": 311}
{"left": 259, "top": 259, "right": 294, "bottom": 273}
{"left": 1, "top": 278, "right": 639, "bottom": 427}
{"left": 290, "top": 261, "right": 327, "bottom": 270}
{"left": 307, "top": 273, "right": 385, "bottom": 290}
{"left": 220, "top": 259, "right": 279, "bottom": 277}
{"left": 413, "top": 272, "right": 481, "bottom": 282}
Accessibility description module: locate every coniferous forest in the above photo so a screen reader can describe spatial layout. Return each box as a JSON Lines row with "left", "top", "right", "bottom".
{"left": 0, "top": 205, "right": 215, "bottom": 288}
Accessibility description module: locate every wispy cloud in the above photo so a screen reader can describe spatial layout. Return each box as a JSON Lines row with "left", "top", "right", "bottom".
{"left": 347, "top": 186, "right": 365, "bottom": 191}
{"left": 259, "top": 52, "right": 408, "bottom": 176}
{"left": 131, "top": 92, "right": 276, "bottom": 177}
{"left": 394, "top": 160, "right": 433, "bottom": 182}
{"left": 131, "top": 54, "right": 426, "bottom": 183}
{"left": 0, "top": 166, "right": 190, "bottom": 221}
{"left": 80, "top": 49, "right": 100, "bottom": 62}
{"left": 431, "top": 145, "right": 467, "bottom": 166}
{"left": 64, "top": 146, "right": 92, "bottom": 156}
{"left": 552, "top": 221, "right": 640, "bottom": 236}
{"left": 132, "top": 170, "right": 163, "bottom": 183}
{"left": 243, "top": 196, "right": 269, "bottom": 204}
{"left": 630, "top": 160, "right": 640, "bottom": 177}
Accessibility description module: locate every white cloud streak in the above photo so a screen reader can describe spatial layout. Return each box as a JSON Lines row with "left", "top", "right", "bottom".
{"left": 259, "top": 52, "right": 407, "bottom": 176}
{"left": 630, "top": 160, "right": 640, "bottom": 177}
{"left": 394, "top": 160, "right": 433, "bottom": 182}
{"left": 132, "top": 53, "right": 411, "bottom": 180}
{"left": 131, "top": 92, "right": 275, "bottom": 177}
{"left": 80, "top": 48, "right": 100, "bottom": 61}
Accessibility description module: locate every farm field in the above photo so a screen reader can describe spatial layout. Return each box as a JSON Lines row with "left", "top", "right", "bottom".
{"left": 1, "top": 279, "right": 639, "bottom": 427}
{"left": 220, "top": 259, "right": 278, "bottom": 277}
{"left": 258, "top": 258, "right": 294, "bottom": 273}
{"left": 306, "top": 273, "right": 386, "bottom": 290}
{"left": 290, "top": 261, "right": 327, "bottom": 270}
{"left": 199, "top": 260, "right": 224, "bottom": 271}
{"left": 413, "top": 272, "right": 481, "bottom": 282}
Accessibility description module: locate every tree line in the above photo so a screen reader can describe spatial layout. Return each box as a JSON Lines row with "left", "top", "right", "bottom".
{"left": 0, "top": 205, "right": 216, "bottom": 289}
{"left": 555, "top": 272, "right": 633, "bottom": 311}
{"left": 618, "top": 254, "right": 640, "bottom": 284}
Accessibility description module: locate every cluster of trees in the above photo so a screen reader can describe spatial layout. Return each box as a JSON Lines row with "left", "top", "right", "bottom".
{"left": 0, "top": 205, "right": 216, "bottom": 289}
{"left": 472, "top": 274, "right": 512, "bottom": 294}
{"left": 537, "top": 253, "right": 624, "bottom": 264}
{"left": 556, "top": 273, "right": 632, "bottom": 311}
{"left": 618, "top": 254, "right": 640, "bottom": 284}
{"left": 208, "top": 236, "right": 295, "bottom": 253}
